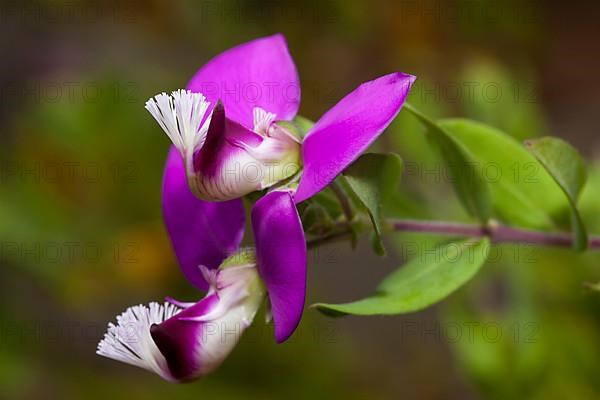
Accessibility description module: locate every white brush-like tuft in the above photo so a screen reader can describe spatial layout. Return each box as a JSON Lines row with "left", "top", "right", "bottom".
{"left": 145, "top": 90, "right": 212, "bottom": 159}
{"left": 97, "top": 302, "right": 182, "bottom": 380}
{"left": 253, "top": 107, "right": 277, "bottom": 135}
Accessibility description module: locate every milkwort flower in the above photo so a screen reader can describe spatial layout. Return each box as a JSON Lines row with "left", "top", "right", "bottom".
{"left": 152, "top": 33, "right": 414, "bottom": 341}
{"left": 98, "top": 33, "right": 415, "bottom": 381}
{"left": 145, "top": 90, "right": 301, "bottom": 202}
{"left": 97, "top": 250, "right": 265, "bottom": 382}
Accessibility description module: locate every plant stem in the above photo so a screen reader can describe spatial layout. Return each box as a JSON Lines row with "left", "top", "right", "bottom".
{"left": 330, "top": 181, "right": 355, "bottom": 222}
{"left": 390, "top": 219, "right": 600, "bottom": 249}
{"left": 306, "top": 218, "right": 600, "bottom": 250}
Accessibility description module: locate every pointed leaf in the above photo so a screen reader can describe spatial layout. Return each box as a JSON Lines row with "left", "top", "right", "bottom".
{"left": 525, "top": 137, "right": 588, "bottom": 250}
{"left": 404, "top": 104, "right": 491, "bottom": 223}
{"left": 343, "top": 153, "right": 403, "bottom": 256}
{"left": 439, "top": 119, "right": 567, "bottom": 229}
{"left": 314, "top": 238, "right": 490, "bottom": 316}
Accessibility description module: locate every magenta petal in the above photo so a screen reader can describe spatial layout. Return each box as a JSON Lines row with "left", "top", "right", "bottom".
{"left": 251, "top": 191, "right": 306, "bottom": 343}
{"left": 191, "top": 102, "right": 266, "bottom": 201}
{"left": 188, "top": 33, "right": 300, "bottom": 129}
{"left": 150, "top": 294, "right": 220, "bottom": 381}
{"left": 162, "top": 147, "right": 245, "bottom": 290}
{"left": 294, "top": 72, "right": 416, "bottom": 203}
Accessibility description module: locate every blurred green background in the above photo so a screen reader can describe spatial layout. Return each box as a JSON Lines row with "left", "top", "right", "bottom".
{"left": 2, "top": 0, "right": 600, "bottom": 399}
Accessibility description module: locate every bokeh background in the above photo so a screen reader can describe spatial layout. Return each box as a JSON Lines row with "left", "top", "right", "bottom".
{"left": 2, "top": 0, "right": 600, "bottom": 399}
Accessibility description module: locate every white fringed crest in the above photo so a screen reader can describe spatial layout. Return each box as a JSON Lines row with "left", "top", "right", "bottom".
{"left": 145, "top": 90, "right": 212, "bottom": 159}
{"left": 97, "top": 302, "right": 182, "bottom": 380}
{"left": 253, "top": 107, "right": 277, "bottom": 135}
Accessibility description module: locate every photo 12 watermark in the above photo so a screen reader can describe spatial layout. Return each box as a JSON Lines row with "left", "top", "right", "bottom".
{"left": 398, "top": 241, "right": 539, "bottom": 264}
{"left": 409, "top": 80, "right": 540, "bottom": 104}
{"left": 402, "top": 161, "right": 541, "bottom": 185}
{"left": 1, "top": 241, "right": 140, "bottom": 265}
{"left": 399, "top": 1, "right": 541, "bottom": 24}
{"left": 0, "top": 1, "right": 141, "bottom": 24}
{"left": 398, "top": 320, "right": 540, "bottom": 344}
{"left": 0, "top": 320, "right": 340, "bottom": 345}
{"left": 1, "top": 161, "right": 140, "bottom": 184}
{"left": 0, "top": 81, "right": 140, "bottom": 104}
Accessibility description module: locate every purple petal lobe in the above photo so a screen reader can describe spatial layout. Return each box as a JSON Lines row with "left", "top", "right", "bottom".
{"left": 190, "top": 102, "right": 301, "bottom": 201}
{"left": 251, "top": 190, "right": 307, "bottom": 343}
{"left": 162, "top": 146, "right": 245, "bottom": 289}
{"left": 294, "top": 72, "right": 416, "bottom": 203}
{"left": 191, "top": 102, "right": 264, "bottom": 201}
{"left": 150, "top": 294, "right": 220, "bottom": 381}
{"left": 150, "top": 264, "right": 265, "bottom": 382}
{"left": 188, "top": 33, "right": 300, "bottom": 129}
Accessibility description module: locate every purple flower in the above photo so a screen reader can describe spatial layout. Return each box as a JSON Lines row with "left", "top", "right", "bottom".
{"left": 146, "top": 90, "right": 301, "bottom": 202}
{"left": 154, "top": 34, "right": 415, "bottom": 343}
{"left": 97, "top": 251, "right": 265, "bottom": 382}
{"left": 98, "top": 34, "right": 414, "bottom": 382}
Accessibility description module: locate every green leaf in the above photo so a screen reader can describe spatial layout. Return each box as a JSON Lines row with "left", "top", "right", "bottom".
{"left": 300, "top": 202, "right": 336, "bottom": 236}
{"left": 525, "top": 137, "right": 588, "bottom": 250}
{"left": 274, "top": 116, "right": 315, "bottom": 143}
{"left": 343, "top": 153, "right": 403, "bottom": 256}
{"left": 310, "top": 190, "right": 344, "bottom": 220}
{"left": 578, "top": 162, "right": 600, "bottom": 232}
{"left": 404, "top": 104, "right": 491, "bottom": 223}
{"left": 314, "top": 238, "right": 490, "bottom": 316}
{"left": 292, "top": 115, "right": 315, "bottom": 139}
{"left": 439, "top": 119, "right": 567, "bottom": 230}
